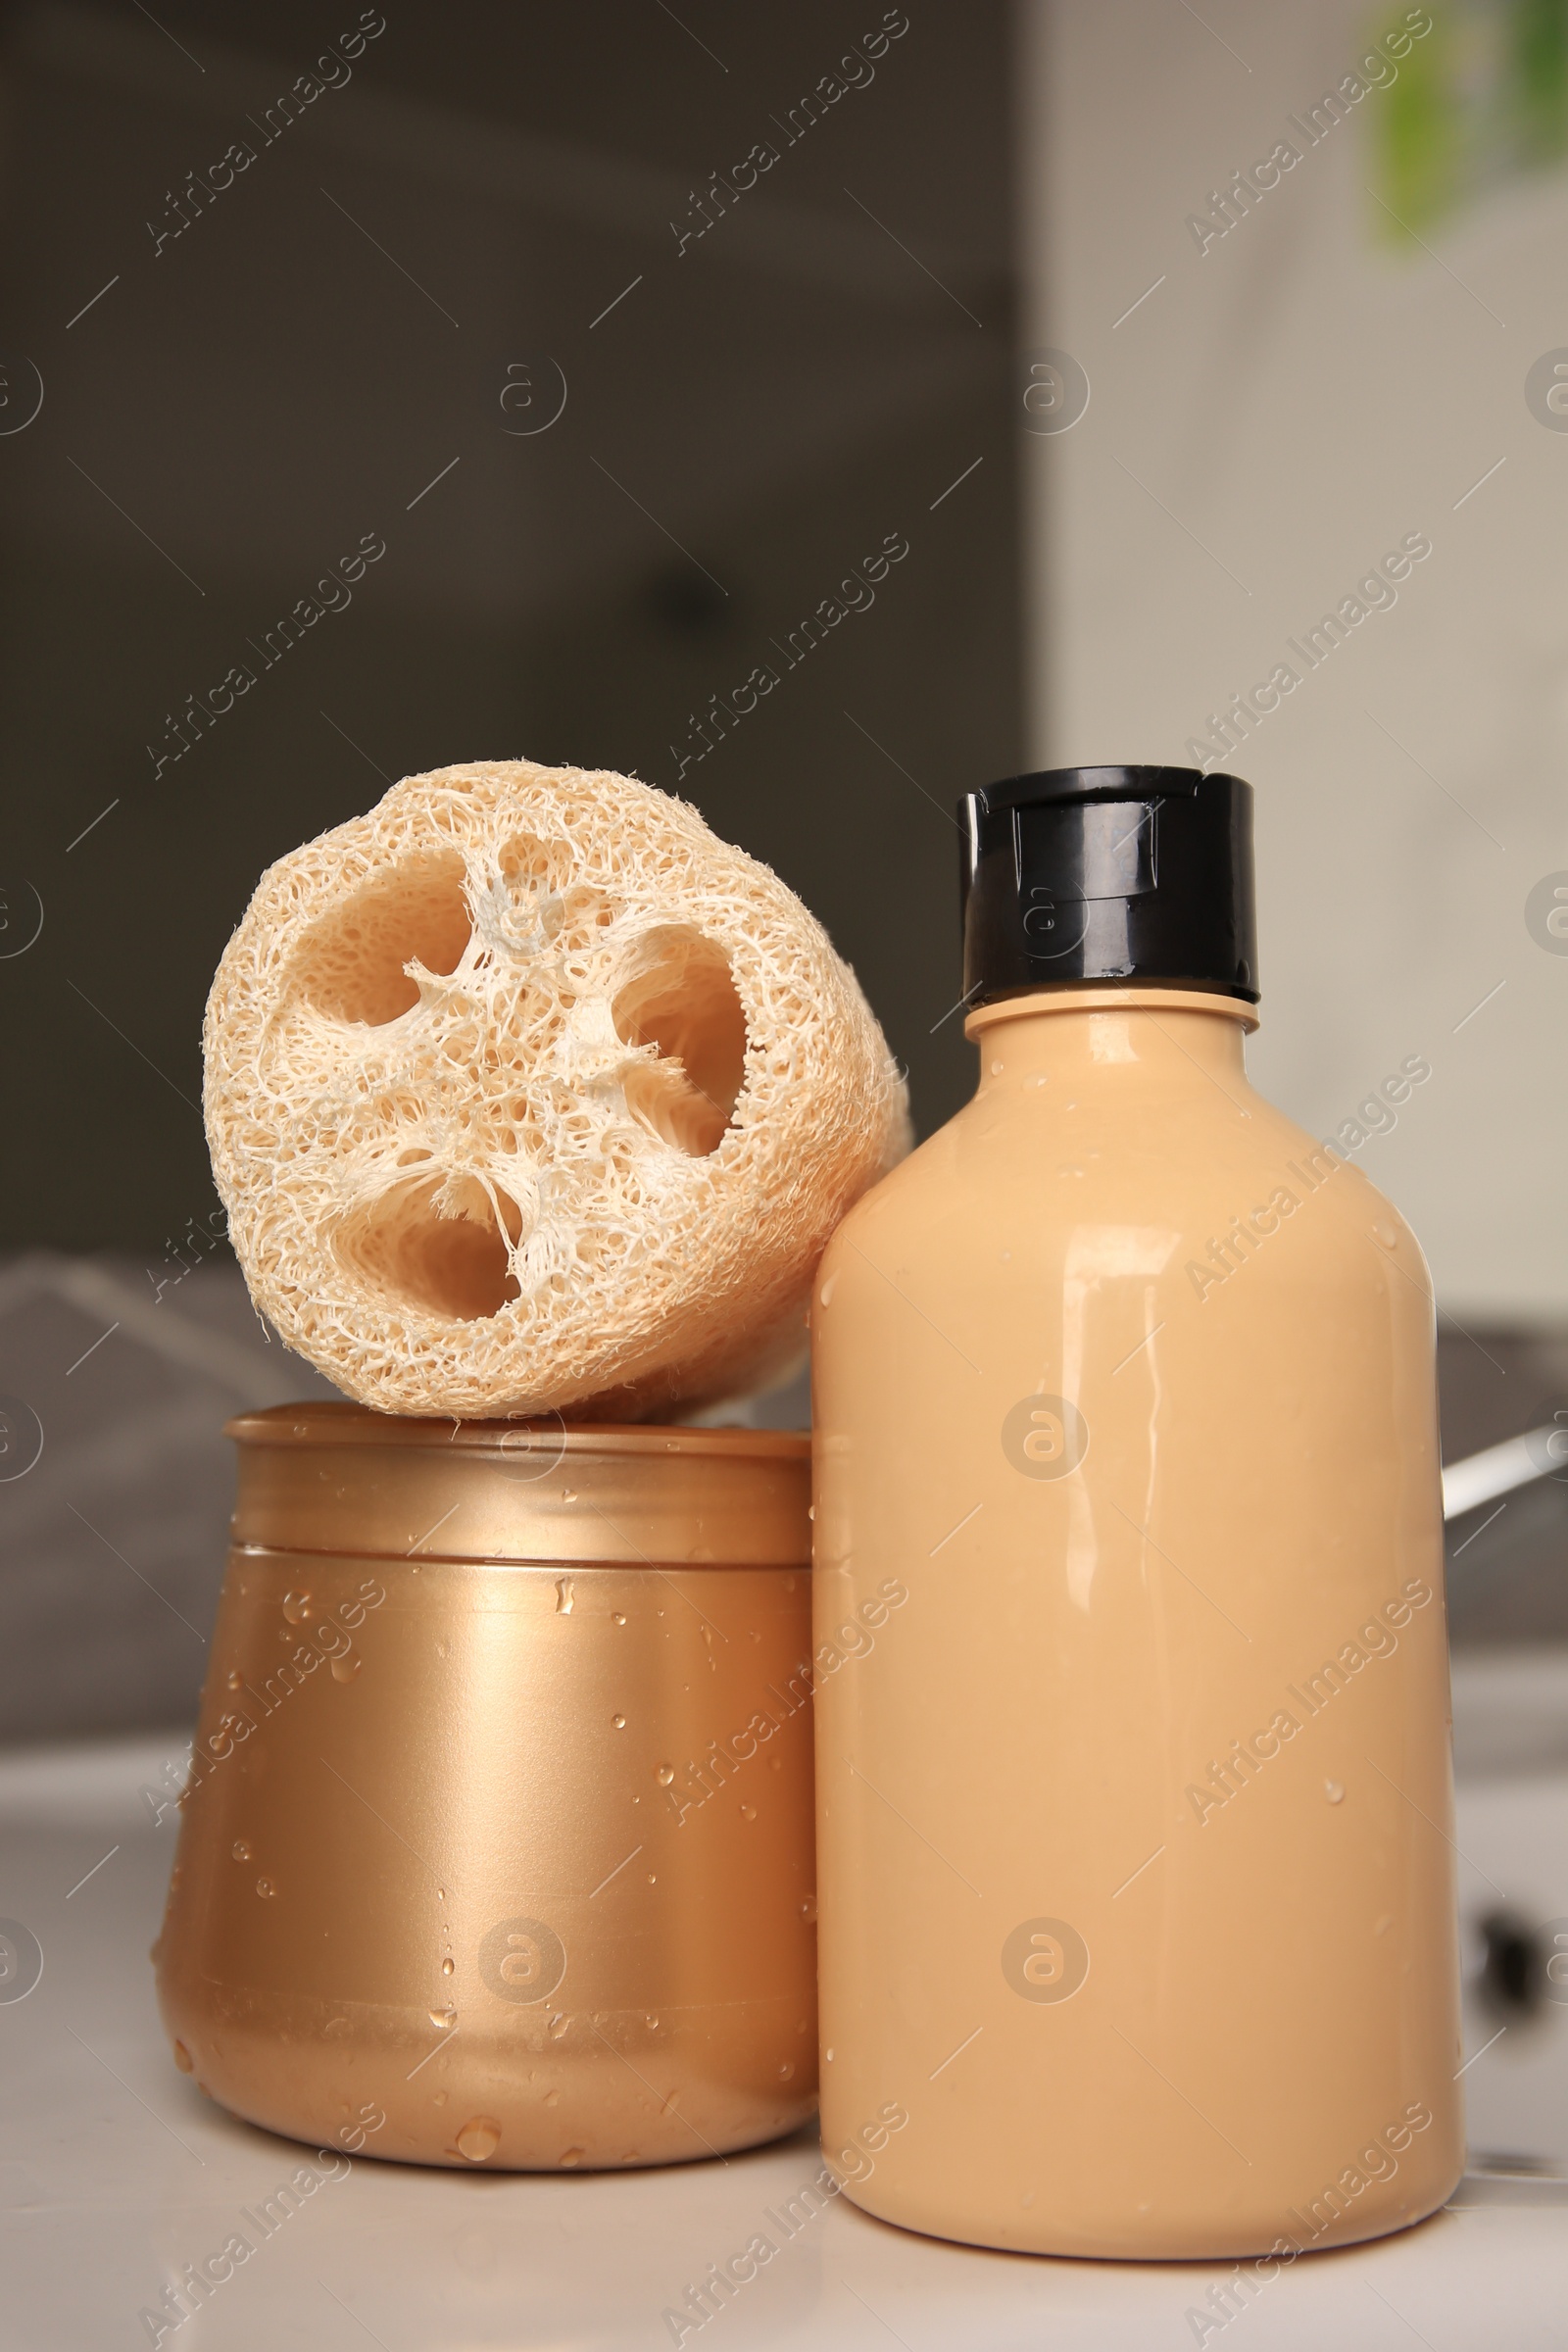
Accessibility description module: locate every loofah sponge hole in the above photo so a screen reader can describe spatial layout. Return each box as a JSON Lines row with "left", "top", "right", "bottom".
{"left": 291, "top": 852, "right": 472, "bottom": 1025}
{"left": 612, "top": 928, "right": 747, "bottom": 1157}
{"left": 335, "top": 1168, "right": 525, "bottom": 1323}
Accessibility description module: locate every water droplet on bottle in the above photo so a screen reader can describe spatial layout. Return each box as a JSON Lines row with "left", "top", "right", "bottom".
{"left": 431, "top": 2089, "right": 447, "bottom": 2106}
{"left": 232, "top": 1840, "right": 251, "bottom": 1862}
{"left": 656, "top": 1763, "right": 675, "bottom": 1785}
{"left": 556, "top": 1577, "right": 574, "bottom": 1614}
{"left": 1325, "top": 1779, "right": 1346, "bottom": 1803}
{"left": 256, "top": 1877, "right": 276, "bottom": 1897}
{"left": 224, "top": 1669, "right": 243, "bottom": 1691}
{"left": 330, "top": 1653, "right": 362, "bottom": 1684}
{"left": 547, "top": 2013, "right": 569, "bottom": 2039}
{"left": 441, "top": 1956, "right": 455, "bottom": 1977}
{"left": 1372, "top": 1220, "right": 1397, "bottom": 1249}
{"left": 801, "top": 1893, "right": 817, "bottom": 1920}
{"left": 281, "top": 1590, "right": 312, "bottom": 1624}
{"left": 560, "top": 2146, "right": 585, "bottom": 2168}
{"left": 428, "top": 2006, "right": 455, "bottom": 2030}
{"left": 612, "top": 1713, "right": 625, "bottom": 1730}
{"left": 172, "top": 2039, "right": 193, "bottom": 2074}
{"left": 561, "top": 1489, "right": 577, "bottom": 1503}
{"left": 544, "top": 2087, "right": 560, "bottom": 2106}
{"left": 990, "top": 1059, "right": 1004, "bottom": 1076}
{"left": 612, "top": 1611, "right": 626, "bottom": 1626}
{"left": 778, "top": 2061, "right": 795, "bottom": 2079}
{"left": 435, "top": 1641, "right": 449, "bottom": 1659}
{"left": 455, "top": 2116, "right": 501, "bottom": 2162}
{"left": 825, "top": 2047, "right": 835, "bottom": 2062}
{"left": 740, "top": 1804, "right": 757, "bottom": 1821}
{"left": 645, "top": 2014, "right": 659, "bottom": 2032}
{"left": 646, "top": 1873, "right": 657, "bottom": 1885}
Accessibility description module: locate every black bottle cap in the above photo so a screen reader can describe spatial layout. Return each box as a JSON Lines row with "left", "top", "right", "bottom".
{"left": 957, "top": 765, "right": 1258, "bottom": 1007}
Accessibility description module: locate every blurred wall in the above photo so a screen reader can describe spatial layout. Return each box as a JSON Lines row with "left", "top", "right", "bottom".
{"left": 0, "top": 0, "right": 1023, "bottom": 1740}
{"left": 0, "top": 0, "right": 1022, "bottom": 1257}
{"left": 1016, "top": 0, "right": 1568, "bottom": 1321}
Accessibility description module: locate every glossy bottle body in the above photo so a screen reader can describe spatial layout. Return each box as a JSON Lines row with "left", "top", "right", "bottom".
{"left": 811, "top": 990, "right": 1462, "bottom": 2258}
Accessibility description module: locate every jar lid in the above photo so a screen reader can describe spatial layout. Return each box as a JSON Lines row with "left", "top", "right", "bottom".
{"left": 224, "top": 1402, "right": 809, "bottom": 1568}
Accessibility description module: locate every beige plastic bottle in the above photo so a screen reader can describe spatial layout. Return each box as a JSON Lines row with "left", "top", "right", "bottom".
{"left": 812, "top": 766, "right": 1462, "bottom": 2259}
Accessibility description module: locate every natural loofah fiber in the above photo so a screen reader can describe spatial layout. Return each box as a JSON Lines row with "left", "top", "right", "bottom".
{"left": 204, "top": 760, "right": 910, "bottom": 1418}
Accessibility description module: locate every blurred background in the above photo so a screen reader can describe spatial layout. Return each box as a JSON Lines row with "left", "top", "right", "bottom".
{"left": 0, "top": 0, "right": 1565, "bottom": 1896}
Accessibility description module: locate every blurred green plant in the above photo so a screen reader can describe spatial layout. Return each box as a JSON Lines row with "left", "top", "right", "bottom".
{"left": 1373, "top": 0, "right": 1568, "bottom": 238}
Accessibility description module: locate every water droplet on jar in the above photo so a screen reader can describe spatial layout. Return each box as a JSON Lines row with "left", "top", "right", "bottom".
{"left": 431, "top": 2089, "right": 447, "bottom": 2106}
{"left": 612, "top": 1714, "right": 625, "bottom": 1730}
{"left": 224, "top": 1669, "right": 243, "bottom": 1691}
{"left": 778, "top": 2061, "right": 795, "bottom": 2079}
{"left": 990, "top": 1059, "right": 1004, "bottom": 1075}
{"left": 455, "top": 2116, "right": 501, "bottom": 2162}
{"left": 646, "top": 1873, "right": 657, "bottom": 1885}
{"left": 172, "top": 2040, "right": 193, "bottom": 2074}
{"left": 256, "top": 1877, "right": 276, "bottom": 1897}
{"left": 441, "top": 1956, "right": 455, "bottom": 1976}
{"left": 281, "top": 1591, "right": 312, "bottom": 1624}
{"left": 656, "top": 1763, "right": 675, "bottom": 1786}
{"left": 818, "top": 1275, "right": 836, "bottom": 1307}
{"left": 556, "top": 1577, "right": 574, "bottom": 1614}
{"left": 330, "top": 1653, "right": 362, "bottom": 1684}
{"left": 547, "top": 2013, "right": 569, "bottom": 2039}
{"left": 801, "top": 1893, "right": 817, "bottom": 1921}
{"left": 544, "top": 2086, "right": 560, "bottom": 2105}
{"left": 825, "top": 2047, "right": 835, "bottom": 2062}
{"left": 740, "top": 1804, "right": 757, "bottom": 1821}
{"left": 560, "top": 2146, "right": 585, "bottom": 2168}
{"left": 612, "top": 1611, "right": 626, "bottom": 1626}
{"left": 1372, "top": 1221, "right": 1398, "bottom": 1250}
{"left": 231, "top": 1840, "right": 251, "bottom": 1862}
{"left": 645, "top": 2014, "right": 659, "bottom": 2031}
{"left": 1325, "top": 1780, "right": 1346, "bottom": 1803}
{"left": 428, "top": 2006, "right": 456, "bottom": 2029}
{"left": 561, "top": 1490, "right": 577, "bottom": 1503}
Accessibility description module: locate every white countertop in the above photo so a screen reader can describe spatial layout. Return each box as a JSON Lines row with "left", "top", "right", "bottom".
{"left": 2, "top": 1709, "right": 1566, "bottom": 2350}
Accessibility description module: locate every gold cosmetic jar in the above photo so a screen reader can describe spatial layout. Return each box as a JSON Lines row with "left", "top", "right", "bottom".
{"left": 154, "top": 1405, "right": 816, "bottom": 2170}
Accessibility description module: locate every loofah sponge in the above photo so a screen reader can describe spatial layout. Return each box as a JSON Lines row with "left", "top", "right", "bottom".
{"left": 204, "top": 760, "right": 909, "bottom": 1419}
